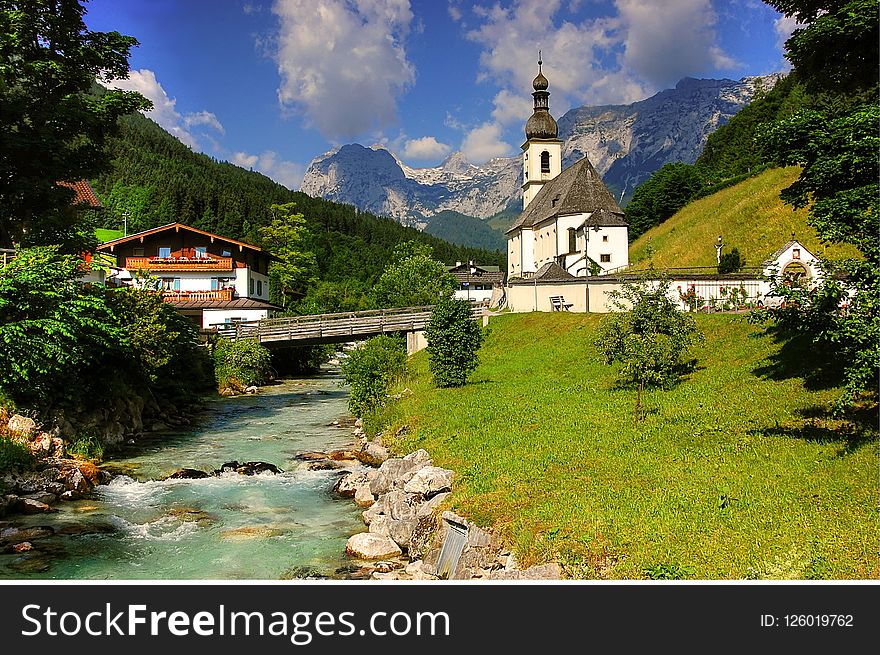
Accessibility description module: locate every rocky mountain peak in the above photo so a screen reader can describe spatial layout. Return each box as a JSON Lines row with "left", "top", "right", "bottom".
{"left": 301, "top": 73, "right": 784, "bottom": 235}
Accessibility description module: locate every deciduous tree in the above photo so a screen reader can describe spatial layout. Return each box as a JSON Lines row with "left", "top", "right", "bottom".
{"left": 258, "top": 202, "right": 318, "bottom": 308}
{"left": 758, "top": 0, "right": 879, "bottom": 409}
{"left": 0, "top": 0, "right": 150, "bottom": 251}
{"left": 424, "top": 297, "right": 485, "bottom": 388}
{"left": 371, "top": 241, "right": 456, "bottom": 309}
{"left": 594, "top": 281, "right": 702, "bottom": 419}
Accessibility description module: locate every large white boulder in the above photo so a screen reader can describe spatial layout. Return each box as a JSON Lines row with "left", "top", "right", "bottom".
{"left": 344, "top": 533, "right": 402, "bottom": 560}
{"left": 403, "top": 466, "right": 454, "bottom": 497}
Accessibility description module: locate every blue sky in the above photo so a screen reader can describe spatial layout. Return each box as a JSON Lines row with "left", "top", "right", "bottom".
{"left": 84, "top": 0, "right": 795, "bottom": 189}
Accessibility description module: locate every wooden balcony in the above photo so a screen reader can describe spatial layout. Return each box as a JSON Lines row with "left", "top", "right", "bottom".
{"left": 125, "top": 256, "right": 234, "bottom": 272}
{"left": 162, "top": 288, "right": 235, "bottom": 303}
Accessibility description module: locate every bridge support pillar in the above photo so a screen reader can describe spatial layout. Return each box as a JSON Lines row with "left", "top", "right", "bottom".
{"left": 406, "top": 330, "right": 427, "bottom": 356}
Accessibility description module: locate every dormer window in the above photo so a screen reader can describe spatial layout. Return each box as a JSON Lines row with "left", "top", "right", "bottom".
{"left": 540, "top": 151, "right": 550, "bottom": 173}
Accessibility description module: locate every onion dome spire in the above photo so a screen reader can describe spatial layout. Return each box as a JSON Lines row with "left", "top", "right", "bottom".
{"left": 525, "top": 53, "right": 557, "bottom": 139}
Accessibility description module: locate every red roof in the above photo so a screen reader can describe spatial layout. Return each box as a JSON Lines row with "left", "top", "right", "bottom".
{"left": 58, "top": 180, "right": 102, "bottom": 208}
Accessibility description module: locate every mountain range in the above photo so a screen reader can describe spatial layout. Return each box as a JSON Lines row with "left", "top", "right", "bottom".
{"left": 300, "top": 74, "right": 783, "bottom": 243}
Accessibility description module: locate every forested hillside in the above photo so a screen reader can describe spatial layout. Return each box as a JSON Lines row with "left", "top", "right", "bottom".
{"left": 90, "top": 112, "right": 506, "bottom": 290}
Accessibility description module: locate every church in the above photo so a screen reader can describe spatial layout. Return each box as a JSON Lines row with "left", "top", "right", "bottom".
{"left": 506, "top": 60, "right": 629, "bottom": 279}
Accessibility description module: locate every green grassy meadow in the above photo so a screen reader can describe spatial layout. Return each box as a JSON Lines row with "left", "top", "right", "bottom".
{"left": 628, "top": 167, "right": 862, "bottom": 269}
{"left": 369, "top": 313, "right": 878, "bottom": 579}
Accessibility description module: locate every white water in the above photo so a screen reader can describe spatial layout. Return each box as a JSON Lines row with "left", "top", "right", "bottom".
{"left": 0, "top": 374, "right": 366, "bottom": 579}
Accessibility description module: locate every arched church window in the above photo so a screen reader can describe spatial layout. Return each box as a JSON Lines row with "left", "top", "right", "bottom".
{"left": 540, "top": 151, "right": 550, "bottom": 173}
{"left": 568, "top": 228, "right": 576, "bottom": 254}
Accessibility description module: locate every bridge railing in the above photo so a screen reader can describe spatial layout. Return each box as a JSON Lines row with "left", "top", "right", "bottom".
{"left": 211, "top": 303, "right": 487, "bottom": 343}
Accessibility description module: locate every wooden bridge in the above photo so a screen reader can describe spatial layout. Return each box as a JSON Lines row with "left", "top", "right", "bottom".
{"left": 211, "top": 303, "right": 488, "bottom": 350}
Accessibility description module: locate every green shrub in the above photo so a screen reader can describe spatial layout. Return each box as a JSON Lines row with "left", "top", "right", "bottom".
{"left": 0, "top": 246, "right": 129, "bottom": 413}
{"left": 214, "top": 337, "right": 273, "bottom": 390}
{"left": 718, "top": 247, "right": 745, "bottom": 274}
{"left": 67, "top": 433, "right": 105, "bottom": 462}
{"left": 0, "top": 437, "right": 33, "bottom": 472}
{"left": 340, "top": 335, "right": 407, "bottom": 417}
{"left": 424, "top": 297, "right": 486, "bottom": 388}
{"left": 106, "top": 286, "right": 214, "bottom": 396}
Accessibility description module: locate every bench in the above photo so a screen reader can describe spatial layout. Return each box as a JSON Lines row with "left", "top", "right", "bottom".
{"left": 549, "top": 295, "right": 573, "bottom": 312}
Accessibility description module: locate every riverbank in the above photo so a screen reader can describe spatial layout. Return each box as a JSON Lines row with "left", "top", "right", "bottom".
{"left": 329, "top": 422, "right": 562, "bottom": 580}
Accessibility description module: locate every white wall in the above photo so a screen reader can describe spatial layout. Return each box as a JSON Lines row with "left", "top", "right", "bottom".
{"left": 584, "top": 225, "right": 629, "bottom": 273}
{"left": 453, "top": 288, "right": 494, "bottom": 303}
{"left": 203, "top": 308, "right": 269, "bottom": 329}
{"left": 522, "top": 139, "right": 562, "bottom": 208}
{"left": 237, "top": 268, "right": 270, "bottom": 301}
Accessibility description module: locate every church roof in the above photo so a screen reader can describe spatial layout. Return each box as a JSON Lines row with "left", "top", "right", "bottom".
{"left": 524, "top": 110, "right": 558, "bottom": 140}
{"left": 507, "top": 157, "right": 626, "bottom": 234}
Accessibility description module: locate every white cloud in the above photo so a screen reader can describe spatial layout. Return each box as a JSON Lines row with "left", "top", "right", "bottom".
{"left": 460, "top": 122, "right": 514, "bottom": 163}
{"left": 465, "top": 0, "right": 640, "bottom": 118}
{"left": 106, "top": 69, "right": 224, "bottom": 150}
{"left": 401, "top": 136, "right": 452, "bottom": 161}
{"left": 463, "top": 0, "right": 740, "bottom": 127}
{"left": 270, "top": 0, "right": 416, "bottom": 140}
{"left": 183, "top": 110, "right": 226, "bottom": 135}
{"left": 773, "top": 14, "right": 801, "bottom": 70}
{"left": 616, "top": 0, "right": 739, "bottom": 87}
{"left": 232, "top": 150, "right": 306, "bottom": 190}
{"left": 491, "top": 89, "right": 533, "bottom": 125}
{"left": 448, "top": 1, "right": 463, "bottom": 22}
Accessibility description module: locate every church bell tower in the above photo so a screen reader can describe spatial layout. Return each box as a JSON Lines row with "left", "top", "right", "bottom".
{"left": 521, "top": 55, "right": 562, "bottom": 209}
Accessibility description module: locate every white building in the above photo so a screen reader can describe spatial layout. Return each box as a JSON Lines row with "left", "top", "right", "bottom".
{"left": 505, "top": 239, "right": 825, "bottom": 313}
{"left": 446, "top": 262, "right": 505, "bottom": 304}
{"left": 96, "top": 223, "right": 279, "bottom": 328}
{"left": 507, "top": 60, "right": 629, "bottom": 279}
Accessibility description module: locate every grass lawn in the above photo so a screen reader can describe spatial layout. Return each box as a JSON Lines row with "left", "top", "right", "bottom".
{"left": 95, "top": 228, "right": 123, "bottom": 243}
{"left": 368, "top": 313, "right": 878, "bottom": 579}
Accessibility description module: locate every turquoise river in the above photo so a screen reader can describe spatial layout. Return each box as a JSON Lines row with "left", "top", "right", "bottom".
{"left": 0, "top": 374, "right": 367, "bottom": 579}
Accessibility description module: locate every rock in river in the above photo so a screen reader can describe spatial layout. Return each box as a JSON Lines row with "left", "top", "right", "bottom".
{"left": 218, "top": 461, "right": 282, "bottom": 476}
{"left": 344, "top": 533, "right": 402, "bottom": 560}
{"left": 164, "top": 468, "right": 211, "bottom": 480}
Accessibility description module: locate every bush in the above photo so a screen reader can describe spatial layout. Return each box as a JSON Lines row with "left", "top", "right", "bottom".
{"left": 0, "top": 247, "right": 129, "bottom": 414}
{"left": 718, "top": 247, "right": 745, "bottom": 274}
{"left": 424, "top": 297, "right": 486, "bottom": 388}
{"left": 67, "top": 433, "right": 105, "bottom": 462}
{"left": 0, "top": 437, "right": 33, "bottom": 472}
{"left": 594, "top": 280, "right": 702, "bottom": 418}
{"left": 340, "top": 335, "right": 407, "bottom": 417}
{"left": 106, "top": 286, "right": 214, "bottom": 397}
{"left": 214, "top": 337, "right": 273, "bottom": 390}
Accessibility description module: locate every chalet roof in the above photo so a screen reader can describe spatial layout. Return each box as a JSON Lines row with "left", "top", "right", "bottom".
{"left": 96, "top": 222, "right": 266, "bottom": 253}
{"left": 167, "top": 297, "right": 281, "bottom": 311}
{"left": 507, "top": 157, "right": 625, "bottom": 234}
{"left": 449, "top": 269, "right": 505, "bottom": 286}
{"left": 532, "top": 261, "right": 576, "bottom": 281}
{"left": 447, "top": 263, "right": 501, "bottom": 273}
{"left": 58, "top": 180, "right": 101, "bottom": 208}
